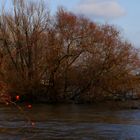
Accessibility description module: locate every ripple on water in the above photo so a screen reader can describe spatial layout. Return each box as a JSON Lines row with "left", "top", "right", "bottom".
{"left": 1, "top": 104, "right": 140, "bottom": 139}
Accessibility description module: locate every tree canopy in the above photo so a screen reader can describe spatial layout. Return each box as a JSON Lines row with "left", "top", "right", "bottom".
{"left": 0, "top": 0, "right": 140, "bottom": 103}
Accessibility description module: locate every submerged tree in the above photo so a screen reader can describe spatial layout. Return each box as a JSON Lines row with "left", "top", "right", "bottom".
{"left": 0, "top": 0, "right": 140, "bottom": 103}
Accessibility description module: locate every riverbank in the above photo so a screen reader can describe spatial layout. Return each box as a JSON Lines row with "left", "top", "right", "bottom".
{"left": 1, "top": 98, "right": 140, "bottom": 110}
{"left": 1, "top": 92, "right": 140, "bottom": 110}
{"left": 91, "top": 100, "right": 140, "bottom": 110}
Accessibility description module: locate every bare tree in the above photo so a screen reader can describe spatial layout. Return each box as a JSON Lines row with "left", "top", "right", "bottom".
{"left": 0, "top": 2, "right": 140, "bottom": 102}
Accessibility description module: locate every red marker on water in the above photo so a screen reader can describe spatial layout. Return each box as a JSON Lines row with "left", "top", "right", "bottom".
{"left": 6, "top": 102, "right": 9, "bottom": 105}
{"left": 16, "top": 95, "right": 20, "bottom": 100}
{"left": 31, "top": 122, "right": 35, "bottom": 126}
{"left": 27, "top": 104, "right": 32, "bottom": 109}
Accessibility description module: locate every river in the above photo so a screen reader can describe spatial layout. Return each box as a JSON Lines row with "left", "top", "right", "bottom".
{"left": 0, "top": 102, "right": 140, "bottom": 140}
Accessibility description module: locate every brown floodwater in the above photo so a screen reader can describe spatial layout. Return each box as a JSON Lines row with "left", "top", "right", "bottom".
{"left": 0, "top": 102, "right": 140, "bottom": 140}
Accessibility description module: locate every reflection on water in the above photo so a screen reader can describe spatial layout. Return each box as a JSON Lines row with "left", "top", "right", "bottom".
{"left": 0, "top": 103, "right": 140, "bottom": 139}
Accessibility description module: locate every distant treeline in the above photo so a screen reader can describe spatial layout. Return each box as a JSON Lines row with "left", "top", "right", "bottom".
{"left": 0, "top": 0, "right": 140, "bottom": 103}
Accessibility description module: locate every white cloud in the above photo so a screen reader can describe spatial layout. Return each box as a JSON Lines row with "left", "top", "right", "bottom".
{"left": 75, "top": 0, "right": 126, "bottom": 19}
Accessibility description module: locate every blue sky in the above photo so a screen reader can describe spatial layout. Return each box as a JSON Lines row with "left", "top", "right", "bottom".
{"left": 49, "top": 0, "right": 140, "bottom": 48}
{"left": 3, "top": 0, "right": 140, "bottom": 48}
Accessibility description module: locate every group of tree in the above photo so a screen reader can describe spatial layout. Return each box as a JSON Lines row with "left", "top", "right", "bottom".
{"left": 0, "top": 0, "right": 140, "bottom": 103}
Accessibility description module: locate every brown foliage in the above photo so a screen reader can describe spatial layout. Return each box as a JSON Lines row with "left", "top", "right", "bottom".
{"left": 0, "top": 1, "right": 140, "bottom": 102}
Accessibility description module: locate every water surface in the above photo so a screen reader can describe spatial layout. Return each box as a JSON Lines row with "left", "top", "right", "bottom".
{"left": 0, "top": 103, "right": 140, "bottom": 140}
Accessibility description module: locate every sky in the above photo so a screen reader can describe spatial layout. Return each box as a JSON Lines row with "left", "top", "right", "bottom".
{"left": 2, "top": 0, "right": 140, "bottom": 48}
